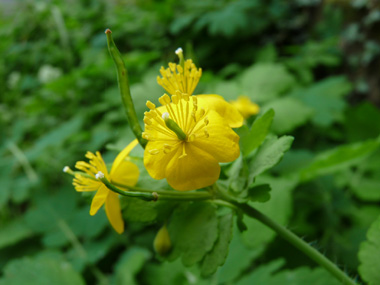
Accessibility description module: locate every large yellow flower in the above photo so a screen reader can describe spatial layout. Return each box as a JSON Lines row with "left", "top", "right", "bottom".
{"left": 142, "top": 93, "right": 240, "bottom": 191}
{"left": 156, "top": 53, "right": 243, "bottom": 129}
{"left": 72, "top": 140, "right": 139, "bottom": 234}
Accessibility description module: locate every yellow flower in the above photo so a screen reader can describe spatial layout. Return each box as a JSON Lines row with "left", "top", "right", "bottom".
{"left": 156, "top": 54, "right": 243, "bottom": 128}
{"left": 72, "top": 140, "right": 139, "bottom": 234}
{"left": 142, "top": 93, "right": 240, "bottom": 191}
{"left": 230, "top": 96, "right": 260, "bottom": 119}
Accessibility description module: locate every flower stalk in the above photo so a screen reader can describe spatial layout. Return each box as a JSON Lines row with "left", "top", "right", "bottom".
{"left": 100, "top": 176, "right": 213, "bottom": 201}
{"left": 105, "top": 29, "right": 147, "bottom": 148}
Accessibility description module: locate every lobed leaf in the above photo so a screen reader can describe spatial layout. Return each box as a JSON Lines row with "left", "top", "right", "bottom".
{"left": 167, "top": 202, "right": 218, "bottom": 267}
{"left": 358, "top": 214, "right": 380, "bottom": 285}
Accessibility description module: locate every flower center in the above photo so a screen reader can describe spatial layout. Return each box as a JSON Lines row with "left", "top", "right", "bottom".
{"left": 156, "top": 59, "right": 202, "bottom": 96}
{"left": 142, "top": 93, "right": 210, "bottom": 158}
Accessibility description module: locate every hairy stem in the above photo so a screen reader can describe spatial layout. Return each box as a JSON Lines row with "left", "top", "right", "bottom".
{"left": 233, "top": 202, "right": 357, "bottom": 285}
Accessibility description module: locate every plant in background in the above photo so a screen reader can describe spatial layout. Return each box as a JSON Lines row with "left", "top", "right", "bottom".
{"left": 63, "top": 29, "right": 359, "bottom": 285}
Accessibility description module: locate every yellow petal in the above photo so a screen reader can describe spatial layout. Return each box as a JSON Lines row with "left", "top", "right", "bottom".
{"left": 89, "top": 184, "right": 108, "bottom": 216}
{"left": 105, "top": 192, "right": 124, "bottom": 234}
{"left": 144, "top": 140, "right": 180, "bottom": 180}
{"left": 111, "top": 139, "right": 139, "bottom": 174}
{"left": 230, "top": 96, "right": 260, "bottom": 118}
{"left": 165, "top": 143, "right": 220, "bottom": 191}
{"left": 192, "top": 110, "right": 240, "bottom": 162}
{"left": 196, "top": 94, "right": 243, "bottom": 128}
{"left": 110, "top": 160, "right": 139, "bottom": 187}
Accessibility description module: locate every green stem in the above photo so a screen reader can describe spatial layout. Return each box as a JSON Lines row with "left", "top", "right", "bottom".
{"left": 100, "top": 177, "right": 156, "bottom": 201}
{"left": 105, "top": 29, "right": 147, "bottom": 148}
{"left": 113, "top": 181, "right": 211, "bottom": 198}
{"left": 233, "top": 202, "right": 357, "bottom": 285}
{"left": 101, "top": 177, "right": 212, "bottom": 201}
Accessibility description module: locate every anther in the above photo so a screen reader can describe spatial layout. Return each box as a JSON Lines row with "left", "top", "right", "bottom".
{"left": 163, "top": 144, "right": 172, "bottom": 154}
{"left": 199, "top": 108, "right": 205, "bottom": 117}
{"left": 146, "top": 101, "right": 156, "bottom": 110}
{"left": 204, "top": 116, "right": 209, "bottom": 125}
{"left": 172, "top": 95, "right": 179, "bottom": 104}
{"left": 191, "top": 111, "right": 196, "bottom": 122}
{"left": 182, "top": 94, "right": 189, "bottom": 101}
{"left": 144, "top": 117, "right": 152, "bottom": 125}
{"left": 149, "top": 149, "right": 160, "bottom": 155}
{"left": 142, "top": 132, "right": 150, "bottom": 140}
{"left": 188, "top": 134, "right": 196, "bottom": 142}
{"left": 159, "top": 94, "right": 171, "bottom": 105}
{"left": 95, "top": 171, "right": 105, "bottom": 179}
{"left": 204, "top": 129, "right": 209, "bottom": 138}
{"left": 63, "top": 166, "right": 70, "bottom": 173}
{"left": 192, "top": 96, "right": 197, "bottom": 104}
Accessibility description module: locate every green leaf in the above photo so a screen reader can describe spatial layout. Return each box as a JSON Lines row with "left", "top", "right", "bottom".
{"left": 0, "top": 219, "right": 34, "bottom": 250}
{"left": 239, "top": 109, "right": 275, "bottom": 156}
{"left": 292, "top": 76, "right": 352, "bottom": 127}
{"left": 201, "top": 213, "right": 234, "bottom": 277}
{"left": 249, "top": 135, "right": 294, "bottom": 182}
{"left": 121, "top": 197, "right": 158, "bottom": 223}
{"left": 247, "top": 184, "right": 271, "bottom": 202}
{"left": 168, "top": 202, "right": 218, "bottom": 266}
{"left": 358, "top": 214, "right": 380, "bottom": 285}
{"left": 236, "top": 259, "right": 341, "bottom": 285}
{"left": 242, "top": 176, "right": 296, "bottom": 248}
{"left": 240, "top": 63, "right": 296, "bottom": 102}
{"left": 142, "top": 259, "right": 188, "bottom": 285}
{"left": 262, "top": 97, "right": 313, "bottom": 134}
{"left": 217, "top": 226, "right": 264, "bottom": 284}
{"left": 344, "top": 102, "right": 380, "bottom": 142}
{"left": 115, "top": 247, "right": 151, "bottom": 285}
{"left": 300, "top": 138, "right": 380, "bottom": 182}
{"left": 226, "top": 155, "right": 249, "bottom": 195}
{"left": 0, "top": 256, "right": 85, "bottom": 285}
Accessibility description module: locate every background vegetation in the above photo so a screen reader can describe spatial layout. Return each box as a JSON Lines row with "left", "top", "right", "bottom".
{"left": 1, "top": 0, "right": 380, "bottom": 284}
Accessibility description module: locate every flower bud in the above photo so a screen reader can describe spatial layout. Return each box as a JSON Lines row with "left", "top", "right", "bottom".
{"left": 153, "top": 224, "right": 171, "bottom": 256}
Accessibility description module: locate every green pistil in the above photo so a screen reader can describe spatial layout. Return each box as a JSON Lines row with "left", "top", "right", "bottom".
{"left": 163, "top": 116, "right": 187, "bottom": 141}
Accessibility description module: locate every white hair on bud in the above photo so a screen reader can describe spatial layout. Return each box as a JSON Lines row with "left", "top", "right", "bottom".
{"left": 162, "top": 112, "right": 170, "bottom": 120}
{"left": 95, "top": 171, "right": 105, "bottom": 179}
{"left": 175, "top": 47, "right": 183, "bottom": 55}
{"left": 63, "top": 166, "right": 70, "bottom": 173}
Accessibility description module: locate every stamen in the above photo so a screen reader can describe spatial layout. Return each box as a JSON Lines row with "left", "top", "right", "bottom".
{"left": 188, "top": 134, "right": 195, "bottom": 142}
{"left": 163, "top": 144, "right": 173, "bottom": 154}
{"left": 204, "top": 129, "right": 209, "bottom": 138}
{"left": 149, "top": 149, "right": 160, "bottom": 155}
{"left": 142, "top": 132, "right": 150, "bottom": 140}
{"left": 159, "top": 94, "right": 171, "bottom": 105}
{"left": 204, "top": 116, "right": 209, "bottom": 125}
{"left": 179, "top": 143, "right": 187, "bottom": 159}
{"left": 146, "top": 101, "right": 156, "bottom": 110}
{"left": 144, "top": 117, "right": 152, "bottom": 125}
{"left": 172, "top": 95, "right": 179, "bottom": 104}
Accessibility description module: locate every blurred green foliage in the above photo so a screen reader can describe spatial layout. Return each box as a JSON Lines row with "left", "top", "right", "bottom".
{"left": 1, "top": 0, "right": 380, "bottom": 284}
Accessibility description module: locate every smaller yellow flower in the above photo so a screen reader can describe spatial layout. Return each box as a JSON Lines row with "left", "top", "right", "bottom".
{"left": 156, "top": 52, "right": 243, "bottom": 129}
{"left": 72, "top": 140, "right": 139, "bottom": 234}
{"left": 230, "top": 96, "right": 260, "bottom": 119}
